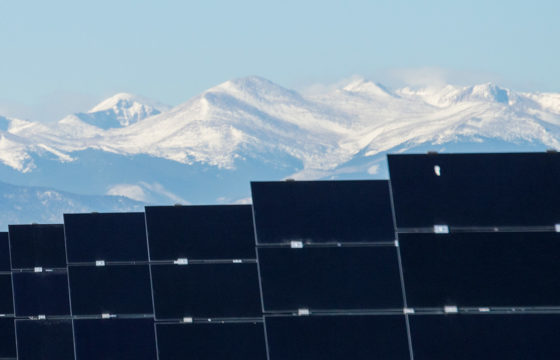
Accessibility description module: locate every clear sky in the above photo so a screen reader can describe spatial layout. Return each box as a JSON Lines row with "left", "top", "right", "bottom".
{"left": 0, "top": 0, "right": 558, "bottom": 122}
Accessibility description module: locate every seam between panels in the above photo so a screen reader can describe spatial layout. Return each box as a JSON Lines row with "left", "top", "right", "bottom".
{"left": 7, "top": 231, "right": 18, "bottom": 359}
{"left": 250, "top": 200, "right": 272, "bottom": 360}
{"left": 62, "top": 221, "right": 79, "bottom": 360}
{"left": 143, "top": 211, "right": 160, "bottom": 360}
{"left": 388, "top": 179, "right": 415, "bottom": 360}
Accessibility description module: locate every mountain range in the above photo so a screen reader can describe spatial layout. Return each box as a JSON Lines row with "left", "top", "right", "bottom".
{"left": 1, "top": 76, "right": 560, "bottom": 229}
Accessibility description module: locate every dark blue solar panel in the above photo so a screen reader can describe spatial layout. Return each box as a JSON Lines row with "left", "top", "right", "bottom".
{"left": 388, "top": 153, "right": 560, "bottom": 229}
{"left": 258, "top": 247, "right": 403, "bottom": 311}
{"left": 0, "top": 275, "right": 13, "bottom": 315}
{"left": 0, "top": 318, "right": 16, "bottom": 358}
{"left": 156, "top": 322, "right": 267, "bottom": 360}
{"left": 400, "top": 232, "right": 560, "bottom": 307}
{"left": 74, "top": 318, "right": 156, "bottom": 360}
{"left": 0, "top": 232, "right": 10, "bottom": 272}
{"left": 145, "top": 205, "right": 256, "bottom": 261}
{"left": 8, "top": 225, "right": 66, "bottom": 269}
{"left": 13, "top": 272, "right": 70, "bottom": 317}
{"left": 410, "top": 314, "right": 560, "bottom": 359}
{"left": 151, "top": 263, "right": 261, "bottom": 319}
{"left": 251, "top": 180, "right": 395, "bottom": 244}
{"left": 64, "top": 212, "right": 148, "bottom": 263}
{"left": 68, "top": 265, "right": 152, "bottom": 316}
{"left": 16, "top": 320, "right": 75, "bottom": 360}
{"left": 266, "top": 315, "right": 410, "bottom": 360}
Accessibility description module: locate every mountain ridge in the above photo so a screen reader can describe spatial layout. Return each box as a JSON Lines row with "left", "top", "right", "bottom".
{"left": 1, "top": 76, "right": 560, "bottom": 227}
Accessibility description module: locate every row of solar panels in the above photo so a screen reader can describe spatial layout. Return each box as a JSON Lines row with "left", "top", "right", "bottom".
{"left": 4, "top": 314, "right": 560, "bottom": 360}
{"left": 5, "top": 229, "right": 560, "bottom": 319}
{"left": 1, "top": 152, "right": 560, "bottom": 359}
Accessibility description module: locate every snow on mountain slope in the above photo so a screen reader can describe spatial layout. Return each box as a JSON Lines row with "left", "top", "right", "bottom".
{"left": 3, "top": 76, "right": 560, "bottom": 181}
{"left": 2, "top": 75, "right": 560, "bottom": 225}
{"left": 108, "top": 76, "right": 353, "bottom": 171}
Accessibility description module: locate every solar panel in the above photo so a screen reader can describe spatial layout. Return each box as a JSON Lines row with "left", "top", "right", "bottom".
{"left": 8, "top": 225, "right": 66, "bottom": 269}
{"left": 156, "top": 322, "right": 268, "bottom": 360}
{"left": 15, "top": 320, "right": 75, "bottom": 360}
{"left": 145, "top": 205, "right": 256, "bottom": 261}
{"left": 409, "top": 314, "right": 560, "bottom": 359}
{"left": 258, "top": 247, "right": 403, "bottom": 311}
{"left": 0, "top": 318, "right": 16, "bottom": 359}
{"left": 400, "top": 232, "right": 560, "bottom": 308}
{"left": 266, "top": 315, "right": 410, "bottom": 360}
{"left": 0, "top": 232, "right": 10, "bottom": 272}
{"left": 74, "top": 318, "right": 157, "bottom": 360}
{"left": 0, "top": 275, "right": 13, "bottom": 315}
{"left": 251, "top": 180, "right": 395, "bottom": 244}
{"left": 12, "top": 272, "right": 70, "bottom": 317}
{"left": 68, "top": 265, "right": 152, "bottom": 316}
{"left": 388, "top": 153, "right": 560, "bottom": 229}
{"left": 64, "top": 213, "right": 148, "bottom": 263}
{"left": 151, "top": 263, "right": 261, "bottom": 319}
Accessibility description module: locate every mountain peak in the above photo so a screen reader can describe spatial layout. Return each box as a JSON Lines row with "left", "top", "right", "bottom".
{"left": 342, "top": 78, "right": 393, "bottom": 97}
{"left": 88, "top": 92, "right": 169, "bottom": 114}
{"left": 79, "top": 93, "right": 170, "bottom": 129}
{"left": 468, "top": 83, "right": 509, "bottom": 104}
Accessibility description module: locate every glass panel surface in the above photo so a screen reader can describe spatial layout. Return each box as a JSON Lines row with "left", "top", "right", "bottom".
{"left": 151, "top": 263, "right": 261, "bottom": 319}
{"left": 16, "top": 320, "right": 75, "bottom": 360}
{"left": 13, "top": 272, "right": 70, "bottom": 317}
{"left": 410, "top": 314, "right": 560, "bottom": 359}
{"left": 156, "top": 322, "right": 267, "bottom": 360}
{"left": 74, "top": 318, "right": 157, "bottom": 360}
{"left": 0, "top": 318, "right": 16, "bottom": 358}
{"left": 400, "top": 232, "right": 560, "bottom": 307}
{"left": 8, "top": 225, "right": 66, "bottom": 269}
{"left": 64, "top": 212, "right": 148, "bottom": 263}
{"left": 69, "top": 265, "right": 153, "bottom": 316}
{"left": 145, "top": 205, "right": 256, "bottom": 261}
{"left": 258, "top": 247, "right": 403, "bottom": 311}
{"left": 266, "top": 315, "right": 410, "bottom": 360}
{"left": 388, "top": 153, "right": 560, "bottom": 228}
{"left": 0, "top": 232, "right": 10, "bottom": 272}
{"left": 0, "top": 274, "right": 13, "bottom": 315}
{"left": 251, "top": 180, "right": 395, "bottom": 244}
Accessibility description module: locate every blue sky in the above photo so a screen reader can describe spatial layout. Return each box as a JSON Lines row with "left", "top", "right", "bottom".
{"left": 0, "top": 0, "right": 558, "bottom": 122}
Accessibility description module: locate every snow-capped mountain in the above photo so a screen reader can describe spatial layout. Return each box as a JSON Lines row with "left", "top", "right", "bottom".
{"left": 1, "top": 75, "right": 560, "bottom": 227}
{"left": 76, "top": 92, "right": 170, "bottom": 129}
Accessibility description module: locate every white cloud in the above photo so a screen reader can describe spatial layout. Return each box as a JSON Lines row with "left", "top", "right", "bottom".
{"left": 138, "top": 181, "right": 189, "bottom": 205}
{"left": 106, "top": 182, "right": 189, "bottom": 204}
{"left": 107, "top": 184, "right": 147, "bottom": 202}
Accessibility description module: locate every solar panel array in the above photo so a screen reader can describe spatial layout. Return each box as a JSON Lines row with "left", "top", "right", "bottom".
{"left": 251, "top": 180, "right": 410, "bottom": 359}
{"left": 0, "top": 152, "right": 558, "bottom": 359}
{"left": 388, "top": 152, "right": 560, "bottom": 358}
